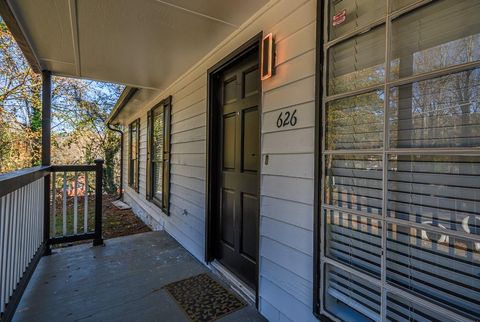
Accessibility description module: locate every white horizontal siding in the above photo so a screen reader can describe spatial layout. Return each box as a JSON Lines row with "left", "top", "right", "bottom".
{"left": 170, "top": 174, "right": 205, "bottom": 194}
{"left": 262, "top": 217, "right": 312, "bottom": 256}
{"left": 172, "top": 100, "right": 205, "bottom": 124}
{"left": 261, "top": 258, "right": 312, "bottom": 305}
{"left": 261, "top": 196, "right": 313, "bottom": 230}
{"left": 259, "top": 0, "right": 316, "bottom": 320}
{"left": 171, "top": 113, "right": 206, "bottom": 134}
{"left": 120, "top": 0, "right": 318, "bottom": 321}
{"left": 263, "top": 101, "right": 315, "bottom": 133}
{"left": 171, "top": 141, "right": 206, "bottom": 154}
{"left": 260, "top": 276, "right": 317, "bottom": 322}
{"left": 261, "top": 153, "right": 314, "bottom": 179}
{"left": 264, "top": 76, "right": 315, "bottom": 113}
{"left": 170, "top": 153, "right": 206, "bottom": 168}
{"left": 139, "top": 115, "right": 148, "bottom": 197}
{"left": 171, "top": 127, "right": 205, "bottom": 144}
{"left": 170, "top": 183, "right": 204, "bottom": 208}
{"left": 261, "top": 175, "right": 314, "bottom": 205}
{"left": 263, "top": 48, "right": 315, "bottom": 93}
{"left": 263, "top": 127, "right": 315, "bottom": 154}
{"left": 261, "top": 236, "right": 312, "bottom": 284}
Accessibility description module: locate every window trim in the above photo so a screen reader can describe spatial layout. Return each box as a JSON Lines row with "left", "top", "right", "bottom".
{"left": 128, "top": 118, "right": 140, "bottom": 192}
{"left": 313, "top": 0, "right": 324, "bottom": 319}
{"left": 146, "top": 96, "right": 172, "bottom": 215}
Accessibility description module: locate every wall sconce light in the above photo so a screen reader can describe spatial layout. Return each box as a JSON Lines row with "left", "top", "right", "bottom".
{"left": 261, "top": 33, "right": 275, "bottom": 80}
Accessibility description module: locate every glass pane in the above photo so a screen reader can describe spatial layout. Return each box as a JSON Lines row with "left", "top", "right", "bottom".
{"left": 129, "top": 160, "right": 134, "bottom": 184}
{"left": 325, "top": 154, "right": 383, "bottom": 214}
{"left": 325, "top": 209, "right": 382, "bottom": 277}
{"left": 324, "top": 264, "right": 381, "bottom": 322}
{"left": 386, "top": 222, "right": 480, "bottom": 320}
{"left": 153, "top": 161, "right": 163, "bottom": 200}
{"left": 130, "top": 125, "right": 137, "bottom": 160}
{"left": 162, "top": 162, "right": 169, "bottom": 208}
{"left": 387, "top": 293, "right": 457, "bottom": 322}
{"left": 326, "top": 91, "right": 385, "bottom": 150}
{"left": 153, "top": 110, "right": 164, "bottom": 162}
{"left": 328, "top": 0, "right": 386, "bottom": 40}
{"left": 328, "top": 26, "right": 385, "bottom": 95}
{"left": 390, "top": 0, "right": 480, "bottom": 79}
{"left": 153, "top": 108, "right": 164, "bottom": 199}
{"left": 387, "top": 155, "right": 480, "bottom": 237}
{"left": 389, "top": 69, "right": 480, "bottom": 148}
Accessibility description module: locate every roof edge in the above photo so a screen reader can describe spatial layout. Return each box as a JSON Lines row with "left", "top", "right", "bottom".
{"left": 106, "top": 87, "right": 138, "bottom": 125}
{"left": 0, "top": 0, "right": 41, "bottom": 73}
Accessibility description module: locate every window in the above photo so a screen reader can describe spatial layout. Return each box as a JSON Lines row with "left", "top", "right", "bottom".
{"left": 146, "top": 96, "right": 171, "bottom": 214}
{"left": 318, "top": 1, "right": 480, "bottom": 321}
{"left": 128, "top": 119, "right": 140, "bottom": 192}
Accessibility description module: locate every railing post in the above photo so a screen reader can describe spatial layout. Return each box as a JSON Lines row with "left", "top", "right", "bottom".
{"left": 93, "top": 159, "right": 104, "bottom": 246}
{"left": 42, "top": 70, "right": 52, "bottom": 256}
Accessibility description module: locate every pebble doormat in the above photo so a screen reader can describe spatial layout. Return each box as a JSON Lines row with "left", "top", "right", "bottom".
{"left": 164, "top": 273, "right": 246, "bottom": 322}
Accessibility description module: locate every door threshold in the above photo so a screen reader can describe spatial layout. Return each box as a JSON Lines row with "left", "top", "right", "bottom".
{"left": 209, "top": 260, "right": 256, "bottom": 304}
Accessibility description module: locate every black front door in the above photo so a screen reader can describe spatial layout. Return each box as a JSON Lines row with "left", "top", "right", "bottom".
{"left": 215, "top": 50, "right": 260, "bottom": 289}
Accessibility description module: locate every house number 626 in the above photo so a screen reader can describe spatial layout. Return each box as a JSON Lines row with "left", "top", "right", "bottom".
{"left": 276, "top": 109, "right": 297, "bottom": 128}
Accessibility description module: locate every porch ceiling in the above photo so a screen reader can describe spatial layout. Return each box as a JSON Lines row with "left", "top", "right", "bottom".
{"left": 5, "top": 0, "right": 269, "bottom": 89}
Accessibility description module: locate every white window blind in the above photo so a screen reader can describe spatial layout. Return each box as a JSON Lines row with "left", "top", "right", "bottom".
{"left": 320, "top": 1, "right": 480, "bottom": 321}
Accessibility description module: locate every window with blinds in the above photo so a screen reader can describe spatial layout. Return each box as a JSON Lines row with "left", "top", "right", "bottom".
{"left": 146, "top": 96, "right": 171, "bottom": 214}
{"left": 319, "top": 0, "right": 480, "bottom": 321}
{"left": 128, "top": 119, "right": 140, "bottom": 192}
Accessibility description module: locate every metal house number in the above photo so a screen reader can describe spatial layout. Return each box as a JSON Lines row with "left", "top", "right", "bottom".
{"left": 276, "top": 109, "right": 297, "bottom": 128}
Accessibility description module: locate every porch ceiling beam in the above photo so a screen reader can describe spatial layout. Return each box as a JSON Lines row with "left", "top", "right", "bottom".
{"left": 155, "top": 0, "right": 238, "bottom": 28}
{"left": 0, "top": 0, "right": 41, "bottom": 73}
{"left": 68, "top": 0, "right": 81, "bottom": 76}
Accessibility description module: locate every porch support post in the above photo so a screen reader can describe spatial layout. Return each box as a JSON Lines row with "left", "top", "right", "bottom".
{"left": 42, "top": 70, "right": 51, "bottom": 165}
{"left": 42, "top": 70, "right": 52, "bottom": 255}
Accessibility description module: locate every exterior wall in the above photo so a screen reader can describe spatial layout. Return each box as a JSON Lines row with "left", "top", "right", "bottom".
{"left": 120, "top": 1, "right": 318, "bottom": 321}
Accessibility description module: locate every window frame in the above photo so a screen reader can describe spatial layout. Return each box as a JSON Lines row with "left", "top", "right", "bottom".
{"left": 146, "top": 96, "right": 172, "bottom": 215}
{"left": 128, "top": 118, "right": 140, "bottom": 192}
{"left": 314, "top": 0, "right": 480, "bottom": 321}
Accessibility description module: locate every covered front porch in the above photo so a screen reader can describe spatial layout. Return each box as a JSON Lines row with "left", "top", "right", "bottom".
{"left": 0, "top": 1, "right": 272, "bottom": 321}
{"left": 13, "top": 231, "right": 264, "bottom": 322}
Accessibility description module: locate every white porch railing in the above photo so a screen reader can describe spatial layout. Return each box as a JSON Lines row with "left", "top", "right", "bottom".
{"left": 0, "top": 161, "right": 104, "bottom": 321}
{"left": 0, "top": 167, "right": 48, "bottom": 319}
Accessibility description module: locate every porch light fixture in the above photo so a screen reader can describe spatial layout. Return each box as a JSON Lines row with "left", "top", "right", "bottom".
{"left": 261, "top": 33, "right": 275, "bottom": 80}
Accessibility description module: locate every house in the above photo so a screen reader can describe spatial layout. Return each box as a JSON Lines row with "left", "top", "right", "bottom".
{"left": 0, "top": 0, "right": 479, "bottom": 321}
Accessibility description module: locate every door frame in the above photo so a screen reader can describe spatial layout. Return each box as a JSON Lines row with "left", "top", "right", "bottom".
{"left": 205, "top": 32, "right": 263, "bottom": 301}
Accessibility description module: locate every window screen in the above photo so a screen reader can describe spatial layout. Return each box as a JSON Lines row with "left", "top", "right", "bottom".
{"left": 320, "top": 1, "right": 480, "bottom": 321}
{"left": 146, "top": 97, "right": 171, "bottom": 214}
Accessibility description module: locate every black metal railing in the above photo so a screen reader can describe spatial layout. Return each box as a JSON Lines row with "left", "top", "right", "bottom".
{"left": 49, "top": 160, "right": 103, "bottom": 246}
{"left": 0, "top": 160, "right": 104, "bottom": 321}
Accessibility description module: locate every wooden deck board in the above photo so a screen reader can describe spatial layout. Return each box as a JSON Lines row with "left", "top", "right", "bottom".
{"left": 13, "top": 231, "right": 264, "bottom": 322}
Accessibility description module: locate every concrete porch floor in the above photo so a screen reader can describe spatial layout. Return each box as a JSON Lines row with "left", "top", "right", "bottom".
{"left": 13, "top": 231, "right": 266, "bottom": 322}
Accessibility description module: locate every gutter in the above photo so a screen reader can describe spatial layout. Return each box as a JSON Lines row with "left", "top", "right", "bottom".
{"left": 107, "top": 123, "right": 124, "bottom": 200}
{"left": 106, "top": 87, "right": 138, "bottom": 125}
{"left": 106, "top": 86, "right": 138, "bottom": 200}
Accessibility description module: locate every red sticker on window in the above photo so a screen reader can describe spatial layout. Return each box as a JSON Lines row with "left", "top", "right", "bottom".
{"left": 332, "top": 9, "right": 347, "bottom": 26}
